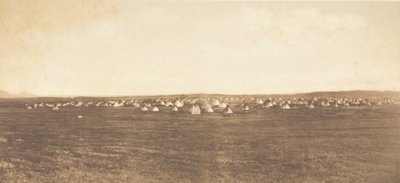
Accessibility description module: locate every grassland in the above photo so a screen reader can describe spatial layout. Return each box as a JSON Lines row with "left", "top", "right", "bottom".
{"left": 0, "top": 100, "right": 399, "bottom": 182}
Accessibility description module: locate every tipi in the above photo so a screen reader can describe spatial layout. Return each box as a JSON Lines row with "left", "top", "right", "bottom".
{"left": 152, "top": 106, "right": 160, "bottom": 112}
{"left": 191, "top": 104, "right": 201, "bottom": 115}
{"left": 281, "top": 103, "right": 291, "bottom": 110}
{"left": 224, "top": 105, "right": 233, "bottom": 114}
{"left": 141, "top": 106, "right": 149, "bottom": 111}
{"left": 242, "top": 104, "right": 250, "bottom": 112}
{"left": 204, "top": 104, "right": 214, "bottom": 113}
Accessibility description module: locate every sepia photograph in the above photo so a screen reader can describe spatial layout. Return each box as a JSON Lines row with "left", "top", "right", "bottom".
{"left": 1, "top": 1, "right": 400, "bottom": 182}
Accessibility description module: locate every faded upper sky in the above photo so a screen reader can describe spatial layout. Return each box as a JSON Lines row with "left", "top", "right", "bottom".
{"left": 1, "top": 1, "right": 400, "bottom": 96}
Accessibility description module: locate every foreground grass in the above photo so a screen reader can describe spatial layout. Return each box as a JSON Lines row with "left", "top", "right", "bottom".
{"left": 0, "top": 105, "right": 399, "bottom": 182}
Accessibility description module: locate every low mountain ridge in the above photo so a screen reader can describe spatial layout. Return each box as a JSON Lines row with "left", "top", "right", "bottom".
{"left": 0, "top": 90, "right": 36, "bottom": 98}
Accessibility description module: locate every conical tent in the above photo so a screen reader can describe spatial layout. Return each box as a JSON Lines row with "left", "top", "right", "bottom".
{"left": 212, "top": 99, "right": 220, "bottom": 106}
{"left": 265, "top": 102, "right": 274, "bottom": 108}
{"left": 219, "top": 102, "right": 227, "bottom": 108}
{"left": 205, "top": 105, "right": 214, "bottom": 113}
{"left": 224, "top": 106, "right": 233, "bottom": 114}
{"left": 242, "top": 105, "right": 250, "bottom": 111}
{"left": 160, "top": 101, "right": 166, "bottom": 106}
{"left": 281, "top": 103, "right": 290, "bottom": 109}
{"left": 175, "top": 100, "right": 184, "bottom": 107}
{"left": 152, "top": 106, "right": 159, "bottom": 112}
{"left": 191, "top": 104, "right": 201, "bottom": 115}
{"left": 166, "top": 101, "right": 174, "bottom": 107}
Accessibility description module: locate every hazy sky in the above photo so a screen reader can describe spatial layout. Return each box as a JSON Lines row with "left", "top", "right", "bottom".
{"left": 1, "top": 1, "right": 399, "bottom": 96}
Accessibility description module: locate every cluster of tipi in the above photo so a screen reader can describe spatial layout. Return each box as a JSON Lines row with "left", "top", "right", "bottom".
{"left": 24, "top": 96, "right": 395, "bottom": 115}
{"left": 24, "top": 98, "right": 246, "bottom": 114}
{"left": 137, "top": 99, "right": 236, "bottom": 115}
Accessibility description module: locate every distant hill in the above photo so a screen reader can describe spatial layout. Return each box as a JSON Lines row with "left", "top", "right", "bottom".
{"left": 2, "top": 90, "right": 399, "bottom": 99}
{"left": 0, "top": 90, "right": 14, "bottom": 98}
{"left": 16, "top": 91, "right": 36, "bottom": 98}
{"left": 295, "top": 90, "right": 400, "bottom": 98}
{"left": 0, "top": 90, "right": 36, "bottom": 98}
{"left": 142, "top": 90, "right": 400, "bottom": 99}
{"left": 67, "top": 90, "right": 400, "bottom": 100}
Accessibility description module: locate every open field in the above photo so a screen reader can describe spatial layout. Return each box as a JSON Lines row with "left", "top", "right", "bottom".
{"left": 1, "top": 99, "right": 400, "bottom": 182}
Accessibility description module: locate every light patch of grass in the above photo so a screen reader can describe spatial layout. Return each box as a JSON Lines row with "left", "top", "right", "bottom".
{"left": 0, "top": 136, "right": 7, "bottom": 143}
{"left": 0, "top": 161, "right": 15, "bottom": 169}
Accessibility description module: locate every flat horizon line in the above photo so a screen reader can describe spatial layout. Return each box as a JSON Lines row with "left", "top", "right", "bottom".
{"left": 10, "top": 89, "right": 400, "bottom": 99}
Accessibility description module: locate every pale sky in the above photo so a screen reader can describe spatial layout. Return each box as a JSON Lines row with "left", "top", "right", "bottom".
{"left": 1, "top": 1, "right": 399, "bottom": 96}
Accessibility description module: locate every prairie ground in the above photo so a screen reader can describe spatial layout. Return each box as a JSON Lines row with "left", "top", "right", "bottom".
{"left": 0, "top": 102, "right": 399, "bottom": 182}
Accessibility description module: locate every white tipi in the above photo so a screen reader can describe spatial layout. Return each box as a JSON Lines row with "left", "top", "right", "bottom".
{"left": 175, "top": 100, "right": 184, "bottom": 107}
{"left": 141, "top": 106, "right": 149, "bottom": 111}
{"left": 204, "top": 104, "right": 214, "bottom": 113}
{"left": 191, "top": 104, "right": 201, "bottom": 115}
{"left": 172, "top": 106, "right": 179, "bottom": 111}
{"left": 307, "top": 103, "right": 315, "bottom": 109}
{"left": 212, "top": 99, "right": 220, "bottom": 106}
{"left": 152, "top": 106, "right": 160, "bottom": 112}
{"left": 242, "top": 104, "right": 250, "bottom": 112}
{"left": 281, "top": 103, "right": 291, "bottom": 110}
{"left": 224, "top": 105, "right": 233, "bottom": 114}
